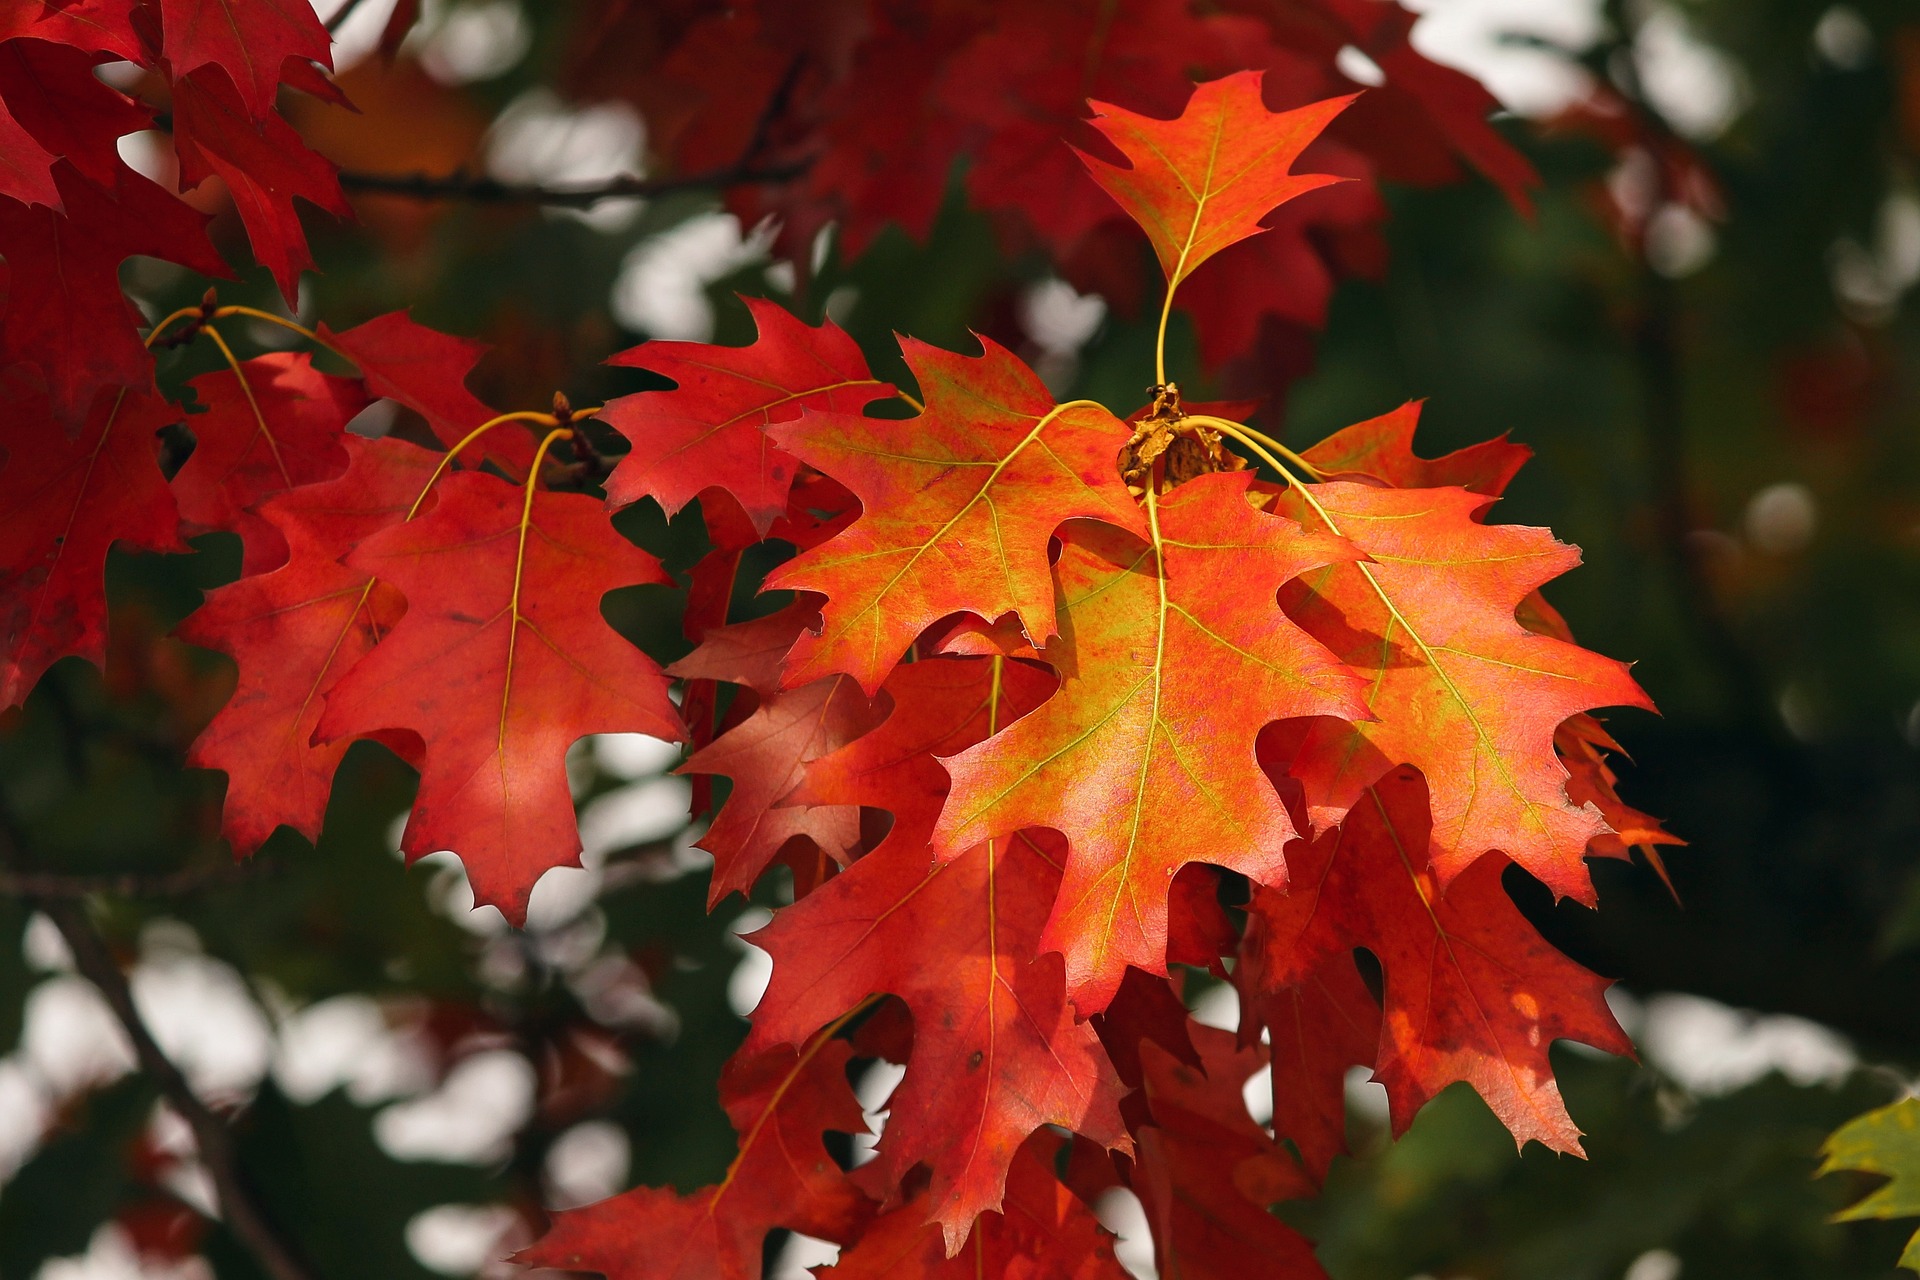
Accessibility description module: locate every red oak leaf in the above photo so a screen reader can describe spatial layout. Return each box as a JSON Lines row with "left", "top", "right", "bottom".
{"left": 669, "top": 602, "right": 885, "bottom": 907}
{"left": 172, "top": 351, "right": 368, "bottom": 573}
{"left": 0, "top": 95, "right": 56, "bottom": 206}
{"left": 171, "top": 68, "right": 351, "bottom": 303}
{"left": 789, "top": 654, "right": 1056, "bottom": 859}
{"left": 1557, "top": 712, "right": 1682, "bottom": 892}
{"left": 1298, "top": 399, "right": 1529, "bottom": 495}
{"left": 935, "top": 472, "right": 1368, "bottom": 1013}
{"left": 1134, "top": 1027, "right": 1327, "bottom": 1280}
{"left": 0, "top": 38, "right": 153, "bottom": 195}
{"left": 517, "top": 1035, "right": 875, "bottom": 1280}
{"left": 1244, "top": 766, "right": 1632, "bottom": 1154}
{"left": 178, "top": 436, "right": 439, "bottom": 854}
{"left": 767, "top": 335, "right": 1145, "bottom": 695}
{"left": 1, "top": 382, "right": 186, "bottom": 708}
{"left": 603, "top": 296, "right": 894, "bottom": 535}
{"left": 1235, "top": 930, "right": 1379, "bottom": 1184}
{"left": 0, "top": 1, "right": 142, "bottom": 59}
{"left": 315, "top": 470, "right": 683, "bottom": 922}
{"left": 746, "top": 827, "right": 1130, "bottom": 1250}
{"left": 1077, "top": 70, "right": 1353, "bottom": 298}
{"left": 156, "top": 0, "right": 333, "bottom": 121}
{"left": 820, "top": 1135, "right": 1131, "bottom": 1280}
{"left": 316, "top": 310, "right": 535, "bottom": 473}
{"left": 1272, "top": 479, "right": 1651, "bottom": 903}
{"left": 0, "top": 163, "right": 226, "bottom": 422}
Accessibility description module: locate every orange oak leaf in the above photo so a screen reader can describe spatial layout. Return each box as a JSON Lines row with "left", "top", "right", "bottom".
{"left": 819, "top": 1135, "right": 1130, "bottom": 1280}
{"left": 178, "top": 436, "right": 438, "bottom": 855}
{"left": 1, "top": 382, "right": 186, "bottom": 708}
{"left": 171, "top": 352, "right": 367, "bottom": 573}
{"left": 935, "top": 471, "right": 1368, "bottom": 1013}
{"left": 316, "top": 310, "right": 535, "bottom": 473}
{"left": 1273, "top": 479, "right": 1652, "bottom": 903}
{"left": 156, "top": 0, "right": 333, "bottom": 121}
{"left": 1299, "top": 398, "right": 1529, "bottom": 496}
{"left": 766, "top": 335, "right": 1146, "bottom": 696}
{"left": 603, "top": 296, "right": 894, "bottom": 535}
{"left": 1134, "top": 1026, "right": 1327, "bottom": 1280}
{"left": 1076, "top": 70, "right": 1353, "bottom": 296}
{"left": 1244, "top": 766, "right": 1632, "bottom": 1154}
{"left": 315, "top": 469, "right": 683, "bottom": 922}
{"left": 669, "top": 602, "right": 885, "bottom": 907}
{"left": 516, "top": 1034, "right": 875, "bottom": 1280}
{"left": 171, "top": 68, "right": 351, "bottom": 303}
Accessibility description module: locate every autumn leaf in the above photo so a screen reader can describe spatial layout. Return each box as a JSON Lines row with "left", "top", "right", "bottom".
{"left": 155, "top": 0, "right": 333, "bottom": 121}
{"left": 1821, "top": 1098, "right": 1920, "bottom": 1273}
{"left": 1134, "top": 1027, "right": 1328, "bottom": 1280}
{"left": 171, "top": 68, "right": 351, "bottom": 303}
{"left": 171, "top": 352, "right": 368, "bottom": 574}
{"left": 1244, "top": 766, "right": 1632, "bottom": 1154}
{"left": 0, "top": 37, "right": 153, "bottom": 196}
{"left": 316, "top": 310, "right": 535, "bottom": 473}
{"left": 0, "top": 163, "right": 226, "bottom": 422}
{"left": 178, "top": 436, "right": 438, "bottom": 855}
{"left": 820, "top": 1135, "right": 1131, "bottom": 1280}
{"left": 517, "top": 1035, "right": 876, "bottom": 1280}
{"left": 936, "top": 471, "right": 1368, "bottom": 1013}
{"left": 766, "top": 334, "right": 1145, "bottom": 696}
{"left": 0, "top": 95, "right": 57, "bottom": 206}
{"left": 669, "top": 601, "right": 885, "bottom": 907}
{"left": 1273, "top": 479, "right": 1652, "bottom": 903}
{"left": 1077, "top": 70, "right": 1353, "bottom": 297}
{"left": 1299, "top": 398, "right": 1530, "bottom": 495}
{"left": 315, "top": 469, "right": 683, "bottom": 922}
{"left": 603, "top": 296, "right": 894, "bottom": 535}
{"left": 1, "top": 383, "right": 186, "bottom": 709}
{"left": 1235, "top": 934, "right": 1379, "bottom": 1184}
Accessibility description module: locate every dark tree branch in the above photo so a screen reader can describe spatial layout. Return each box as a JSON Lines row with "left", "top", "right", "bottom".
{"left": 0, "top": 861, "right": 257, "bottom": 899}
{"left": 325, "top": 0, "right": 372, "bottom": 33}
{"left": 334, "top": 161, "right": 807, "bottom": 209}
{"left": 0, "top": 815, "right": 317, "bottom": 1280}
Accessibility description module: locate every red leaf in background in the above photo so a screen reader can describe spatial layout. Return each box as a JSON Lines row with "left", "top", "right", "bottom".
{"left": 171, "top": 352, "right": 368, "bottom": 573}
{"left": 935, "top": 473, "right": 1367, "bottom": 1013}
{"left": 155, "top": 0, "right": 333, "bottom": 121}
{"left": 820, "top": 1135, "right": 1131, "bottom": 1280}
{"left": 172, "top": 68, "right": 351, "bottom": 303}
{"left": 317, "top": 310, "right": 536, "bottom": 473}
{"left": 669, "top": 602, "right": 884, "bottom": 907}
{"left": 0, "top": 163, "right": 227, "bottom": 422}
{"left": 0, "top": 37, "right": 153, "bottom": 192}
{"left": 1245, "top": 767, "right": 1632, "bottom": 1153}
{"left": 516, "top": 1036, "right": 875, "bottom": 1280}
{"left": 1078, "top": 70, "right": 1353, "bottom": 299}
{"left": 178, "top": 436, "right": 437, "bottom": 854}
{"left": 603, "top": 297, "right": 894, "bottom": 535}
{"left": 316, "top": 470, "right": 683, "bottom": 922}
{"left": 1273, "top": 480, "right": 1651, "bottom": 903}
{"left": 1, "top": 382, "right": 185, "bottom": 708}
{"left": 768, "top": 335, "right": 1145, "bottom": 695}
{"left": 1134, "top": 1027, "right": 1327, "bottom": 1280}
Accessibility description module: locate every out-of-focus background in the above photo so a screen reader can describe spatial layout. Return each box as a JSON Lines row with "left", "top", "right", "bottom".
{"left": 4, "top": 0, "right": 1920, "bottom": 1276}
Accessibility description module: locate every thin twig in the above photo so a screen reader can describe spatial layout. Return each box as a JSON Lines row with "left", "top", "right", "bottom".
{"left": 0, "top": 815, "right": 317, "bottom": 1280}
{"left": 0, "top": 862, "right": 257, "bottom": 900}
{"left": 325, "top": 0, "right": 372, "bottom": 33}
{"left": 334, "top": 161, "right": 807, "bottom": 209}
